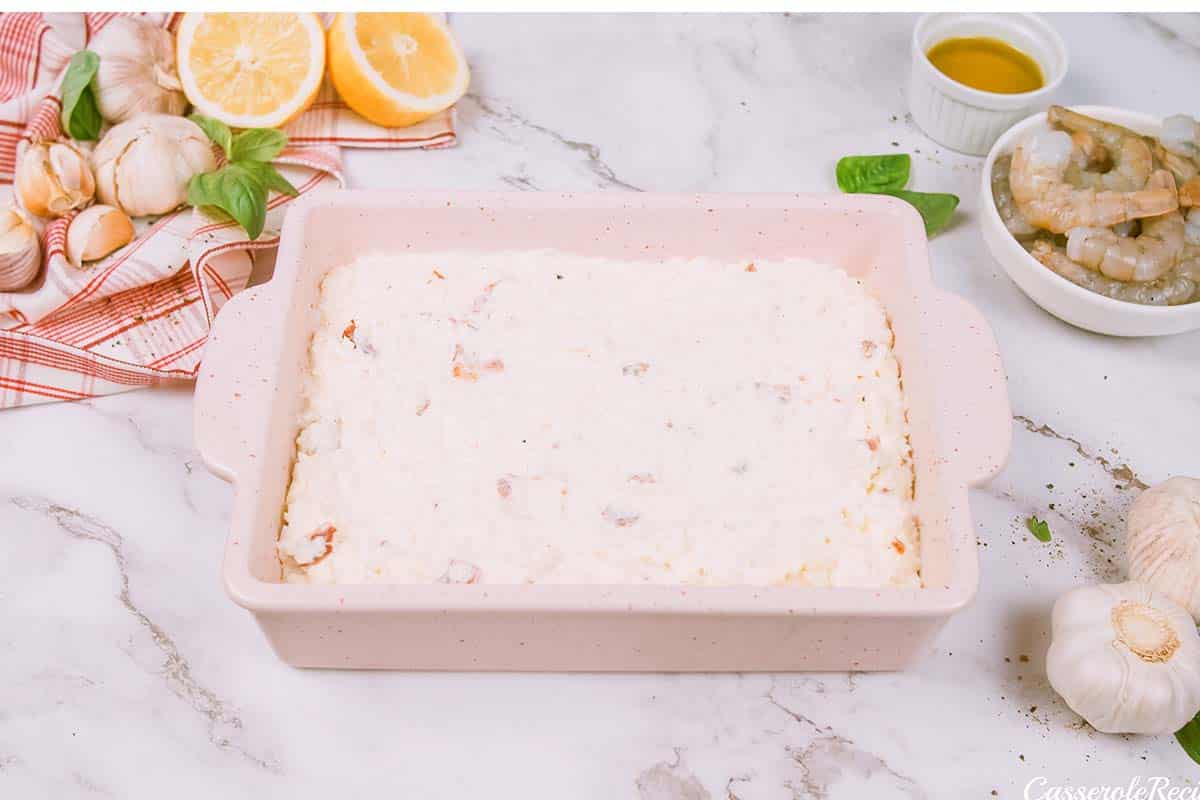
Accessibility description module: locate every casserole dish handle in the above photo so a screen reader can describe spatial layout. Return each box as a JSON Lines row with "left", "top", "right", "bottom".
{"left": 930, "top": 291, "right": 1012, "bottom": 485}
{"left": 194, "top": 285, "right": 270, "bottom": 482}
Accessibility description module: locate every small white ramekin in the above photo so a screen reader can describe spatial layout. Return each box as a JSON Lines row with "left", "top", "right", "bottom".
{"left": 909, "top": 13, "right": 1068, "bottom": 156}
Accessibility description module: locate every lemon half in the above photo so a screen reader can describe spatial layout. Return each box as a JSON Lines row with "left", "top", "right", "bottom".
{"left": 176, "top": 13, "right": 326, "bottom": 129}
{"left": 328, "top": 13, "right": 470, "bottom": 129}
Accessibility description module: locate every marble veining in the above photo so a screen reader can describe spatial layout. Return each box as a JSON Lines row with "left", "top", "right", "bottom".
{"left": 9, "top": 497, "right": 279, "bottom": 774}
{"left": 3, "top": 12, "right": 1200, "bottom": 798}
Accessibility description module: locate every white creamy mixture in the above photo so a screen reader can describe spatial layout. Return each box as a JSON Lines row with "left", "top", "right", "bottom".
{"left": 279, "top": 251, "right": 920, "bottom": 587}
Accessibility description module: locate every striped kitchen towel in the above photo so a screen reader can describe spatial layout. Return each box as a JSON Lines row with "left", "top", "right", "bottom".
{"left": 0, "top": 12, "right": 456, "bottom": 408}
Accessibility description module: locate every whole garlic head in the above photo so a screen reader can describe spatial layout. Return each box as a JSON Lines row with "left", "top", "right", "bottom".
{"left": 0, "top": 206, "right": 42, "bottom": 291}
{"left": 66, "top": 204, "right": 134, "bottom": 268}
{"left": 1128, "top": 476, "right": 1200, "bottom": 620}
{"left": 88, "top": 17, "right": 187, "bottom": 123}
{"left": 1046, "top": 581, "right": 1200, "bottom": 734}
{"left": 16, "top": 140, "right": 95, "bottom": 218}
{"left": 92, "top": 114, "right": 217, "bottom": 217}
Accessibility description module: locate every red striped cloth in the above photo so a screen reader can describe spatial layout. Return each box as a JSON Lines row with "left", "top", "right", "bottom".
{"left": 0, "top": 12, "right": 456, "bottom": 408}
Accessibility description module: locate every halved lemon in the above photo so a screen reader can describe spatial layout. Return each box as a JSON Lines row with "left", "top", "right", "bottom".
{"left": 328, "top": 13, "right": 470, "bottom": 128}
{"left": 176, "top": 13, "right": 326, "bottom": 129}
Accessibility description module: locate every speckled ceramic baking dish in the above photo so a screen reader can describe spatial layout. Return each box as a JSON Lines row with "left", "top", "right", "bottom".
{"left": 195, "top": 191, "right": 1011, "bottom": 671}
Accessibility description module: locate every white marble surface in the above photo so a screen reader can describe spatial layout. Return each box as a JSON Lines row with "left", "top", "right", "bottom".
{"left": 4, "top": 12, "right": 1200, "bottom": 798}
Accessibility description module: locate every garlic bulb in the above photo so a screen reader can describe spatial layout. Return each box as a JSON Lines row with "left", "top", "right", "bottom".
{"left": 0, "top": 207, "right": 41, "bottom": 290}
{"left": 16, "top": 140, "right": 95, "bottom": 218}
{"left": 88, "top": 17, "right": 187, "bottom": 123}
{"left": 92, "top": 114, "right": 217, "bottom": 217}
{"left": 66, "top": 204, "right": 134, "bottom": 267}
{"left": 1127, "top": 477, "right": 1200, "bottom": 620}
{"left": 1046, "top": 581, "right": 1200, "bottom": 734}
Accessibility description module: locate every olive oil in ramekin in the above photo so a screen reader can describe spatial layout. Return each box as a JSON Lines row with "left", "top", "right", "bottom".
{"left": 926, "top": 36, "right": 1044, "bottom": 94}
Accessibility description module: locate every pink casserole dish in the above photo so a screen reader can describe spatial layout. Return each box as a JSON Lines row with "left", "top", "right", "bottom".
{"left": 194, "top": 191, "right": 1011, "bottom": 671}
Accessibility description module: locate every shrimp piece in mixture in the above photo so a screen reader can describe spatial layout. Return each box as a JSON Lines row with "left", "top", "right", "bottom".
{"left": 1009, "top": 130, "right": 1177, "bottom": 234}
{"left": 1065, "top": 172, "right": 1187, "bottom": 282}
{"left": 1029, "top": 239, "right": 1197, "bottom": 306}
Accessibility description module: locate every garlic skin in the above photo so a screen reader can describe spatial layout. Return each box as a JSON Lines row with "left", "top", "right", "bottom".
{"left": 88, "top": 17, "right": 187, "bottom": 123}
{"left": 1127, "top": 477, "right": 1200, "bottom": 620}
{"left": 16, "top": 141, "right": 95, "bottom": 218}
{"left": 0, "top": 207, "right": 41, "bottom": 290}
{"left": 1046, "top": 581, "right": 1200, "bottom": 734}
{"left": 92, "top": 114, "right": 217, "bottom": 217}
{"left": 66, "top": 204, "right": 134, "bottom": 268}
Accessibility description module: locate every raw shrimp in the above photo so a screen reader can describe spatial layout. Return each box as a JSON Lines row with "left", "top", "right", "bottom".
{"left": 1048, "top": 105, "right": 1144, "bottom": 142}
{"left": 1029, "top": 239, "right": 1197, "bottom": 306}
{"left": 1112, "top": 220, "right": 1138, "bottom": 237}
{"left": 1187, "top": 208, "right": 1200, "bottom": 246}
{"left": 1180, "top": 246, "right": 1200, "bottom": 283}
{"left": 1180, "top": 213, "right": 1200, "bottom": 284}
{"left": 1048, "top": 105, "right": 1154, "bottom": 191}
{"left": 1010, "top": 129, "right": 1178, "bottom": 234}
{"left": 1066, "top": 214, "right": 1185, "bottom": 282}
{"left": 1180, "top": 177, "right": 1200, "bottom": 208}
{"left": 1160, "top": 114, "right": 1199, "bottom": 162}
{"left": 991, "top": 154, "right": 1038, "bottom": 238}
{"left": 1061, "top": 130, "right": 1111, "bottom": 188}
{"left": 1069, "top": 130, "right": 1111, "bottom": 171}
{"left": 1065, "top": 171, "right": 1186, "bottom": 282}
{"left": 1152, "top": 140, "right": 1199, "bottom": 185}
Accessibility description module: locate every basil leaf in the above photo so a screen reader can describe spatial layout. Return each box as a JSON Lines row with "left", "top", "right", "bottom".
{"left": 235, "top": 160, "right": 299, "bottom": 197}
{"left": 1024, "top": 515, "right": 1052, "bottom": 543}
{"left": 1178, "top": 711, "right": 1200, "bottom": 765}
{"left": 186, "top": 170, "right": 226, "bottom": 218}
{"left": 188, "top": 165, "right": 268, "bottom": 240}
{"left": 886, "top": 189, "right": 959, "bottom": 236}
{"left": 230, "top": 128, "right": 288, "bottom": 163}
{"left": 60, "top": 50, "right": 101, "bottom": 141}
{"left": 217, "top": 168, "right": 267, "bottom": 240}
{"left": 189, "top": 114, "right": 232, "bottom": 159}
{"left": 836, "top": 154, "right": 910, "bottom": 194}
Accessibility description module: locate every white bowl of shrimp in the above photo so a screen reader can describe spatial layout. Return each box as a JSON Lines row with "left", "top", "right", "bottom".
{"left": 981, "top": 105, "right": 1200, "bottom": 337}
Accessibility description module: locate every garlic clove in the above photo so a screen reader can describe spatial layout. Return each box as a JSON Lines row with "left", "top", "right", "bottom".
{"left": 65, "top": 204, "right": 134, "bottom": 268}
{"left": 0, "top": 206, "right": 42, "bottom": 290}
{"left": 89, "top": 17, "right": 188, "bottom": 123}
{"left": 48, "top": 143, "right": 95, "bottom": 198}
{"left": 16, "top": 141, "right": 96, "bottom": 218}
{"left": 92, "top": 114, "right": 217, "bottom": 217}
{"left": 1127, "top": 476, "right": 1200, "bottom": 620}
{"left": 1046, "top": 581, "right": 1200, "bottom": 734}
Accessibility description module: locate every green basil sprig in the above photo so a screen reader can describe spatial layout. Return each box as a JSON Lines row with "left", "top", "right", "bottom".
{"left": 835, "top": 153, "right": 959, "bottom": 237}
{"left": 1179, "top": 710, "right": 1200, "bottom": 765}
{"left": 61, "top": 50, "right": 102, "bottom": 141}
{"left": 187, "top": 115, "right": 298, "bottom": 240}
